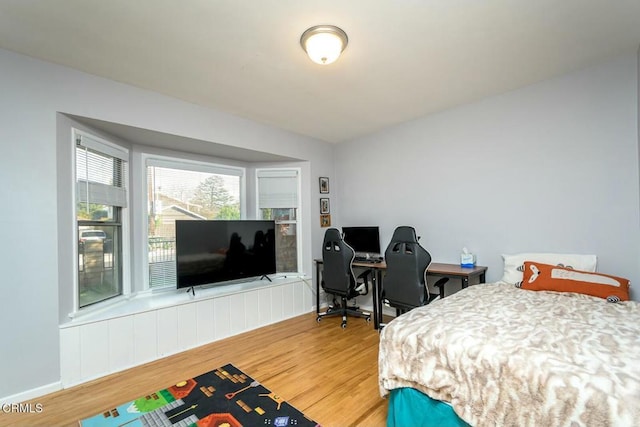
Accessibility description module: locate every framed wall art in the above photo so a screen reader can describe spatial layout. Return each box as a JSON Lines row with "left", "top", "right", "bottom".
{"left": 320, "top": 214, "right": 331, "bottom": 227}
{"left": 319, "top": 177, "right": 329, "bottom": 194}
{"left": 320, "top": 198, "right": 330, "bottom": 214}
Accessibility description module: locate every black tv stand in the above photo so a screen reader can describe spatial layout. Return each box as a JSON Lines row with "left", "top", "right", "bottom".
{"left": 186, "top": 286, "right": 195, "bottom": 296}
{"left": 260, "top": 275, "right": 272, "bottom": 282}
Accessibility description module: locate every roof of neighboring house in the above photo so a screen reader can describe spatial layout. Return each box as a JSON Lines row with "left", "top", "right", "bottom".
{"left": 160, "top": 205, "right": 206, "bottom": 220}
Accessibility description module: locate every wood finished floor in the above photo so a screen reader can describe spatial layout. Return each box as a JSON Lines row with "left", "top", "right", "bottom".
{"left": 1, "top": 312, "right": 388, "bottom": 427}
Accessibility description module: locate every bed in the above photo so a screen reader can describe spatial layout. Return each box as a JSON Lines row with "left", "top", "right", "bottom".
{"left": 378, "top": 273, "right": 640, "bottom": 426}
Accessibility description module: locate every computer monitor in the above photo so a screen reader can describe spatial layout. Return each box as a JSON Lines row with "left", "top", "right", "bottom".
{"left": 342, "top": 226, "right": 381, "bottom": 257}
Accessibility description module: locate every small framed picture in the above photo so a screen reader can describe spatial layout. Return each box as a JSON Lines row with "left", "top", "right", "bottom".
{"left": 320, "top": 214, "right": 331, "bottom": 227}
{"left": 320, "top": 198, "right": 330, "bottom": 214}
{"left": 319, "top": 177, "right": 329, "bottom": 194}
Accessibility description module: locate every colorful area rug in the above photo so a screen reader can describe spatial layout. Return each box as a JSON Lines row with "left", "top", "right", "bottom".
{"left": 79, "top": 363, "right": 319, "bottom": 427}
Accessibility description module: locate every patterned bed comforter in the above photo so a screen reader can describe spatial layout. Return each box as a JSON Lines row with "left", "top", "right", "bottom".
{"left": 378, "top": 283, "right": 640, "bottom": 426}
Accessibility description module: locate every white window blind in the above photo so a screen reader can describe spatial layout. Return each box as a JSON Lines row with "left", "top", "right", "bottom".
{"left": 257, "top": 170, "right": 298, "bottom": 208}
{"left": 76, "top": 134, "right": 128, "bottom": 208}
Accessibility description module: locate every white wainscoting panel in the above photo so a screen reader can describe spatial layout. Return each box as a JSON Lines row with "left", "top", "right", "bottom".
{"left": 282, "top": 282, "right": 295, "bottom": 318}
{"left": 177, "top": 304, "right": 198, "bottom": 351}
{"left": 257, "top": 287, "right": 272, "bottom": 325}
{"left": 213, "top": 295, "right": 231, "bottom": 340}
{"left": 108, "top": 316, "right": 134, "bottom": 371}
{"left": 229, "top": 293, "right": 247, "bottom": 336}
{"left": 244, "top": 291, "right": 260, "bottom": 331}
{"left": 270, "top": 286, "right": 284, "bottom": 320}
{"left": 80, "top": 321, "right": 109, "bottom": 381}
{"left": 295, "top": 283, "right": 305, "bottom": 315}
{"left": 59, "top": 326, "right": 81, "bottom": 387}
{"left": 133, "top": 310, "right": 158, "bottom": 365}
{"left": 156, "top": 306, "right": 178, "bottom": 357}
{"left": 195, "top": 299, "right": 215, "bottom": 344}
{"left": 59, "top": 279, "right": 311, "bottom": 389}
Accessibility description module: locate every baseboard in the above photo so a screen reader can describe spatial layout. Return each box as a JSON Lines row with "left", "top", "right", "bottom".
{"left": 0, "top": 381, "right": 62, "bottom": 405}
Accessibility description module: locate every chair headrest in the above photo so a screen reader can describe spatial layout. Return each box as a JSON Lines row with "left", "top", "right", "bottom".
{"left": 390, "top": 226, "right": 419, "bottom": 243}
{"left": 323, "top": 227, "right": 342, "bottom": 242}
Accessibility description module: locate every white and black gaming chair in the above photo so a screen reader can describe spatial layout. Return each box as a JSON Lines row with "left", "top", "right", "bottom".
{"left": 382, "top": 226, "right": 448, "bottom": 317}
{"left": 317, "top": 228, "right": 372, "bottom": 328}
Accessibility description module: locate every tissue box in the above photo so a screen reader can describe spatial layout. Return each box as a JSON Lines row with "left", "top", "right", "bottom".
{"left": 460, "top": 253, "right": 476, "bottom": 268}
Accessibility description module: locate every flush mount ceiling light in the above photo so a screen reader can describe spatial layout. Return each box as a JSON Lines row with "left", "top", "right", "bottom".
{"left": 300, "top": 25, "right": 348, "bottom": 65}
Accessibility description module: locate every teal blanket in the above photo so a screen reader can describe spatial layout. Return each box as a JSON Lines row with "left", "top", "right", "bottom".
{"left": 387, "top": 388, "right": 470, "bottom": 427}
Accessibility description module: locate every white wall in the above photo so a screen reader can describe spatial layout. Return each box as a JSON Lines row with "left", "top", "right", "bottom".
{"left": 335, "top": 52, "right": 640, "bottom": 299}
{"left": 0, "top": 48, "right": 334, "bottom": 401}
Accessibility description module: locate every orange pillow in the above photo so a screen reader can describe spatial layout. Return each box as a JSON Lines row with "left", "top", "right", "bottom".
{"left": 520, "top": 261, "right": 630, "bottom": 302}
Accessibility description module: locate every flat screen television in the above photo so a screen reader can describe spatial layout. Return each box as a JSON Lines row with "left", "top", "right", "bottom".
{"left": 342, "top": 226, "right": 381, "bottom": 257}
{"left": 175, "top": 220, "right": 276, "bottom": 289}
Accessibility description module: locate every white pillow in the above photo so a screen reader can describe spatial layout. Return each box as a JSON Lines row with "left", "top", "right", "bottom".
{"left": 501, "top": 253, "right": 597, "bottom": 285}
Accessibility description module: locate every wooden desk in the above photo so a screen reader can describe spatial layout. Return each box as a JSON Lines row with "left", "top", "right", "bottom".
{"left": 427, "top": 263, "right": 488, "bottom": 298}
{"left": 314, "top": 259, "right": 487, "bottom": 329}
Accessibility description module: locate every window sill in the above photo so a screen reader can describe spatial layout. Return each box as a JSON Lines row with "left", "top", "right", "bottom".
{"left": 61, "top": 274, "right": 309, "bottom": 328}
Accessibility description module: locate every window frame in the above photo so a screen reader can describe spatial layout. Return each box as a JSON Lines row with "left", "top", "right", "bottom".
{"left": 72, "top": 128, "right": 131, "bottom": 313}
{"left": 140, "top": 153, "right": 247, "bottom": 291}
{"left": 255, "top": 167, "right": 302, "bottom": 274}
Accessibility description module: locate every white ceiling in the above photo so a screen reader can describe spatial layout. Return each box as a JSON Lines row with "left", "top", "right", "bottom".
{"left": 1, "top": 0, "right": 640, "bottom": 144}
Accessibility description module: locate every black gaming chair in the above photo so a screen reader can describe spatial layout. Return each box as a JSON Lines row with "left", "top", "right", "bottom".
{"left": 317, "top": 228, "right": 372, "bottom": 328}
{"left": 381, "top": 226, "right": 448, "bottom": 317}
